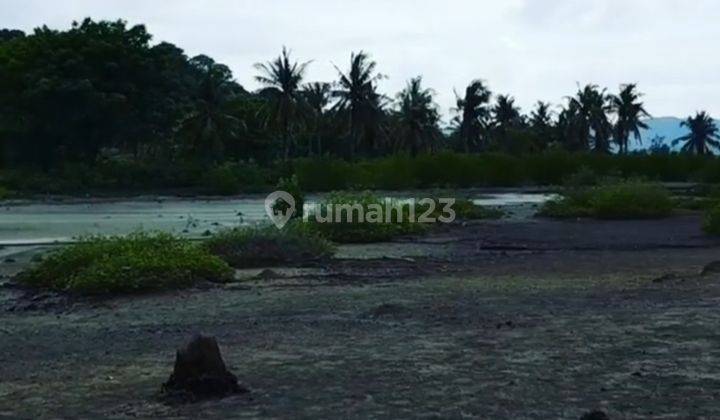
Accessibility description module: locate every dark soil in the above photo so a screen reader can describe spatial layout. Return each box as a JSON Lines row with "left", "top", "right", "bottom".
{"left": 2, "top": 214, "right": 720, "bottom": 419}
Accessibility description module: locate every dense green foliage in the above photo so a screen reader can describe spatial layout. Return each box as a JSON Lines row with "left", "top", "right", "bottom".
{"left": 540, "top": 180, "right": 674, "bottom": 219}
{"left": 1, "top": 18, "right": 717, "bottom": 196}
{"left": 293, "top": 152, "right": 720, "bottom": 191}
{"left": 273, "top": 175, "right": 304, "bottom": 218}
{"left": 18, "top": 233, "right": 233, "bottom": 295}
{"left": 205, "top": 224, "right": 335, "bottom": 268}
{"left": 306, "top": 192, "right": 426, "bottom": 243}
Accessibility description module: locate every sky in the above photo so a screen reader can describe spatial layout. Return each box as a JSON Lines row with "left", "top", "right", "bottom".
{"left": 2, "top": 0, "right": 719, "bottom": 122}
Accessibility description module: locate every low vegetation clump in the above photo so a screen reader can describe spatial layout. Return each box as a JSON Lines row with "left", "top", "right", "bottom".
{"left": 273, "top": 175, "right": 305, "bottom": 219}
{"left": 448, "top": 198, "right": 503, "bottom": 220}
{"left": 540, "top": 180, "right": 674, "bottom": 219}
{"left": 702, "top": 204, "right": 720, "bottom": 235}
{"left": 0, "top": 186, "right": 9, "bottom": 200}
{"left": 204, "top": 224, "right": 335, "bottom": 268}
{"left": 200, "top": 161, "right": 272, "bottom": 195}
{"left": 306, "top": 192, "right": 427, "bottom": 243}
{"left": 18, "top": 233, "right": 233, "bottom": 295}
{"left": 415, "top": 197, "right": 503, "bottom": 220}
{"left": 673, "top": 196, "right": 716, "bottom": 211}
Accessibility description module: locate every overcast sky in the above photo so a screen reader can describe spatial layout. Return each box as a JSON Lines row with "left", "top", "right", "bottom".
{"left": 2, "top": 0, "right": 719, "bottom": 121}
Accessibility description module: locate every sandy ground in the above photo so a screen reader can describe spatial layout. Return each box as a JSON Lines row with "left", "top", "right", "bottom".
{"left": 2, "top": 214, "right": 720, "bottom": 419}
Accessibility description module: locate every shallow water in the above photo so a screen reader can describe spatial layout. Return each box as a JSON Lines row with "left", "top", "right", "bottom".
{"left": 0, "top": 192, "right": 554, "bottom": 246}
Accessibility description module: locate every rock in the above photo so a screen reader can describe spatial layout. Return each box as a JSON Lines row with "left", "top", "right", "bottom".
{"left": 580, "top": 410, "right": 609, "bottom": 420}
{"left": 162, "top": 335, "right": 247, "bottom": 401}
{"left": 701, "top": 261, "right": 720, "bottom": 276}
{"left": 3, "top": 258, "right": 16, "bottom": 264}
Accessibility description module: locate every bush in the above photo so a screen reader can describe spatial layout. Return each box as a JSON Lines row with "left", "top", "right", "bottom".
{"left": 417, "top": 197, "right": 503, "bottom": 220}
{"left": 201, "top": 161, "right": 271, "bottom": 195}
{"left": 0, "top": 185, "right": 9, "bottom": 200}
{"left": 18, "top": 233, "right": 233, "bottom": 295}
{"left": 204, "top": 224, "right": 335, "bottom": 268}
{"left": 273, "top": 175, "right": 305, "bottom": 219}
{"left": 539, "top": 180, "right": 674, "bottom": 219}
{"left": 703, "top": 204, "right": 720, "bottom": 235}
{"left": 306, "top": 191, "right": 426, "bottom": 243}
{"left": 590, "top": 181, "right": 674, "bottom": 219}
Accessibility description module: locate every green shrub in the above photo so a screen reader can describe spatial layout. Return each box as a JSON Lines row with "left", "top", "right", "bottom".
{"left": 273, "top": 175, "right": 305, "bottom": 219}
{"left": 18, "top": 233, "right": 233, "bottom": 295}
{"left": 201, "top": 164, "right": 242, "bottom": 195}
{"left": 306, "top": 191, "right": 426, "bottom": 243}
{"left": 454, "top": 199, "right": 504, "bottom": 219}
{"left": 0, "top": 185, "right": 9, "bottom": 200}
{"left": 537, "top": 197, "right": 595, "bottom": 218}
{"left": 205, "top": 224, "right": 335, "bottom": 268}
{"left": 703, "top": 204, "right": 720, "bottom": 235}
{"left": 539, "top": 180, "right": 674, "bottom": 219}
{"left": 417, "top": 197, "right": 503, "bottom": 220}
{"left": 201, "top": 161, "right": 271, "bottom": 195}
{"left": 589, "top": 181, "right": 673, "bottom": 219}
{"left": 673, "top": 196, "right": 716, "bottom": 211}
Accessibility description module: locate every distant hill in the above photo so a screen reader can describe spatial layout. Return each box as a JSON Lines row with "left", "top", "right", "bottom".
{"left": 634, "top": 117, "right": 720, "bottom": 152}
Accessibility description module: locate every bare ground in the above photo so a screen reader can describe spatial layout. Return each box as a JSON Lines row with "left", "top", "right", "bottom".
{"left": 2, "top": 214, "right": 720, "bottom": 419}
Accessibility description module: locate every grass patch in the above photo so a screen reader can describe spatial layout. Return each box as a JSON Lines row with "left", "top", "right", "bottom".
{"left": 673, "top": 196, "right": 717, "bottom": 211}
{"left": 450, "top": 199, "right": 503, "bottom": 220}
{"left": 417, "top": 197, "right": 503, "bottom": 220}
{"left": 17, "top": 232, "right": 233, "bottom": 295}
{"left": 703, "top": 204, "right": 720, "bottom": 235}
{"left": 306, "top": 191, "right": 427, "bottom": 243}
{"left": 204, "top": 224, "right": 335, "bottom": 268}
{"left": 539, "top": 180, "right": 674, "bottom": 219}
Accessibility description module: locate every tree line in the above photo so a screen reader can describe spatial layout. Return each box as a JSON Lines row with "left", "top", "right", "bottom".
{"left": 1, "top": 19, "right": 718, "bottom": 172}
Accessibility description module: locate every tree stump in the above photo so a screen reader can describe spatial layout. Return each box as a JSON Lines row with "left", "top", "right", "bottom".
{"left": 580, "top": 410, "right": 609, "bottom": 420}
{"left": 162, "top": 335, "right": 247, "bottom": 400}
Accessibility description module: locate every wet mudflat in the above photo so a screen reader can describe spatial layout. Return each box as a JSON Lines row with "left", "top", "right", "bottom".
{"left": 1, "top": 214, "right": 720, "bottom": 419}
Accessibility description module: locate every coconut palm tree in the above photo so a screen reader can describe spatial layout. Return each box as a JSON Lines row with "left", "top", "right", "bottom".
{"left": 490, "top": 95, "right": 524, "bottom": 149}
{"left": 492, "top": 95, "right": 523, "bottom": 129}
{"left": 392, "top": 76, "right": 441, "bottom": 156}
{"left": 302, "top": 82, "right": 332, "bottom": 156}
{"left": 254, "top": 47, "right": 310, "bottom": 159}
{"left": 673, "top": 111, "right": 720, "bottom": 155}
{"left": 452, "top": 80, "right": 492, "bottom": 152}
{"left": 179, "top": 55, "right": 243, "bottom": 161}
{"left": 530, "top": 101, "right": 553, "bottom": 129}
{"left": 570, "top": 84, "right": 613, "bottom": 153}
{"left": 557, "top": 99, "right": 589, "bottom": 151}
{"left": 530, "top": 101, "right": 555, "bottom": 149}
{"left": 611, "top": 84, "right": 650, "bottom": 154}
{"left": 332, "top": 51, "right": 386, "bottom": 157}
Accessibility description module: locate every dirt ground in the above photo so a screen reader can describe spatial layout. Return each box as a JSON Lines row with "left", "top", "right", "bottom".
{"left": 2, "top": 214, "right": 720, "bottom": 419}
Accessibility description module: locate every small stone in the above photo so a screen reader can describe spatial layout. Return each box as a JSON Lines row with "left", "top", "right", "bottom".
{"left": 162, "top": 335, "right": 247, "bottom": 401}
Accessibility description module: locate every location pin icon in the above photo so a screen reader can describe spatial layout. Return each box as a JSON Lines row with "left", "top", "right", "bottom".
{"left": 264, "top": 190, "right": 296, "bottom": 229}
